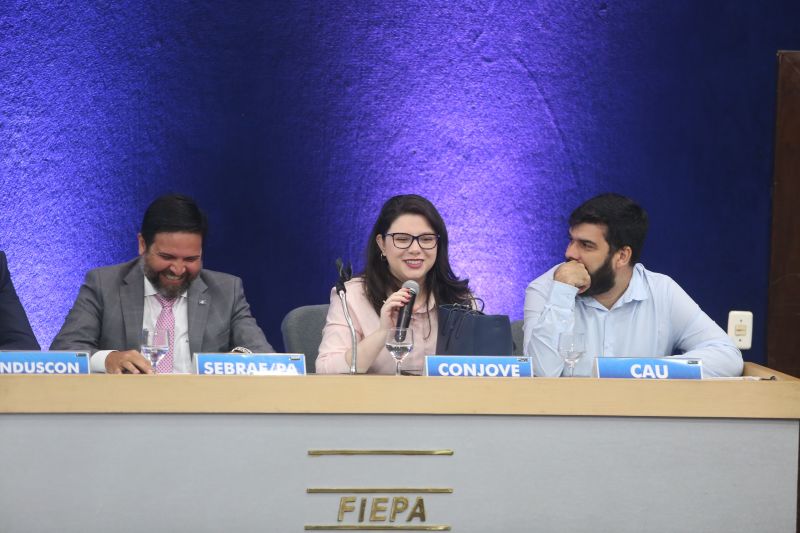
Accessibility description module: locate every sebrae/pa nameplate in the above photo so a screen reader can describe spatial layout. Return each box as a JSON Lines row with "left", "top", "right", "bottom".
{"left": 196, "top": 353, "right": 306, "bottom": 375}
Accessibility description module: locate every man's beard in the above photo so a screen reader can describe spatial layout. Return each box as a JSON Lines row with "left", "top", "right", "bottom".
{"left": 581, "top": 252, "right": 616, "bottom": 297}
{"left": 142, "top": 261, "right": 196, "bottom": 299}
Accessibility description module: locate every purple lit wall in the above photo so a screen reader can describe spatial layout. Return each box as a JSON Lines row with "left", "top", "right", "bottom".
{"left": 1, "top": 2, "right": 798, "bottom": 361}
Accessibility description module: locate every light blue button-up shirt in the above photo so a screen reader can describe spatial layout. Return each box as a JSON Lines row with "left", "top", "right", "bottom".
{"left": 523, "top": 263, "right": 743, "bottom": 377}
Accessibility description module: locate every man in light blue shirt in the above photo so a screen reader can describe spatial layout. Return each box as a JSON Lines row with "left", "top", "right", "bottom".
{"left": 523, "top": 194, "right": 743, "bottom": 377}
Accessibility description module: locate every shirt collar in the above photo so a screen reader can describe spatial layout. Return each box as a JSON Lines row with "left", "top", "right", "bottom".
{"left": 413, "top": 293, "right": 437, "bottom": 314}
{"left": 615, "top": 263, "right": 649, "bottom": 306}
{"left": 144, "top": 277, "right": 188, "bottom": 299}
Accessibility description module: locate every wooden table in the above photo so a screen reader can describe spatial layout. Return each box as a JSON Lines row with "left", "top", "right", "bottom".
{"left": 1, "top": 362, "right": 797, "bottom": 532}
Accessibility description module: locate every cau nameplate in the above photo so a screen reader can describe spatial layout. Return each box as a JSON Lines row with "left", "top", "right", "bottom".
{"left": 594, "top": 357, "right": 703, "bottom": 379}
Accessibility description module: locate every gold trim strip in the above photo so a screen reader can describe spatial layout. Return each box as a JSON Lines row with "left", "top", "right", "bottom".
{"left": 304, "top": 526, "right": 450, "bottom": 531}
{"left": 308, "top": 450, "right": 454, "bottom": 456}
{"left": 307, "top": 488, "right": 453, "bottom": 494}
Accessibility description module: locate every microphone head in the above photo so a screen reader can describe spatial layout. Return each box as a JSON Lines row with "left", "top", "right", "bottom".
{"left": 336, "top": 258, "right": 353, "bottom": 284}
{"left": 402, "top": 280, "right": 419, "bottom": 295}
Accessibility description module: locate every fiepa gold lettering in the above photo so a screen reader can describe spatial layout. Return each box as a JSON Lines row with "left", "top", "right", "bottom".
{"left": 406, "top": 497, "right": 426, "bottom": 522}
{"left": 338, "top": 495, "right": 427, "bottom": 524}
{"left": 389, "top": 497, "right": 409, "bottom": 522}
{"left": 369, "top": 497, "right": 389, "bottom": 521}
{"left": 338, "top": 497, "right": 356, "bottom": 522}
{"left": 358, "top": 497, "right": 367, "bottom": 522}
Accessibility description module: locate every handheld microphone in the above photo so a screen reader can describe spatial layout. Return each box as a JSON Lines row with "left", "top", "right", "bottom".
{"left": 395, "top": 280, "right": 419, "bottom": 340}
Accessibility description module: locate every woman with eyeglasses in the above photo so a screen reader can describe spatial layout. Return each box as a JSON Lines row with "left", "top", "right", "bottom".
{"left": 316, "top": 194, "right": 472, "bottom": 374}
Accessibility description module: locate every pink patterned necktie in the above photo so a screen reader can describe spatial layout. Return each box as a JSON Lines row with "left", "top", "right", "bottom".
{"left": 154, "top": 294, "right": 177, "bottom": 373}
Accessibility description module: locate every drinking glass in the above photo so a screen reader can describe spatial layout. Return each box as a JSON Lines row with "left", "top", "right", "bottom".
{"left": 558, "top": 332, "right": 585, "bottom": 377}
{"left": 141, "top": 328, "right": 170, "bottom": 374}
{"left": 385, "top": 328, "right": 414, "bottom": 376}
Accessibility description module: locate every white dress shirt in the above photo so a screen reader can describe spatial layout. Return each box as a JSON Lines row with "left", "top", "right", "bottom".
{"left": 89, "top": 278, "right": 192, "bottom": 373}
{"left": 523, "top": 263, "right": 743, "bottom": 377}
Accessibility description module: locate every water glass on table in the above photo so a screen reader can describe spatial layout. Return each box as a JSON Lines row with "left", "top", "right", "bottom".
{"left": 558, "top": 332, "right": 585, "bottom": 377}
{"left": 141, "top": 328, "right": 170, "bottom": 374}
{"left": 385, "top": 327, "right": 414, "bottom": 376}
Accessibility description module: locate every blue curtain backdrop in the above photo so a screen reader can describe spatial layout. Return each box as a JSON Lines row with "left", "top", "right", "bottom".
{"left": 1, "top": 1, "right": 798, "bottom": 361}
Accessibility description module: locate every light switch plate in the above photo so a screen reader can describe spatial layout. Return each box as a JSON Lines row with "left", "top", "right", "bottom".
{"left": 727, "top": 311, "right": 753, "bottom": 350}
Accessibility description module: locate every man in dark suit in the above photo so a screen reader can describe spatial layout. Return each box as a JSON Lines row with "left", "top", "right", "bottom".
{"left": 0, "top": 251, "right": 40, "bottom": 350}
{"left": 51, "top": 194, "right": 272, "bottom": 373}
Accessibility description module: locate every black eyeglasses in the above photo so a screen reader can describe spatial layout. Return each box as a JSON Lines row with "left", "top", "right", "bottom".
{"left": 384, "top": 233, "right": 440, "bottom": 250}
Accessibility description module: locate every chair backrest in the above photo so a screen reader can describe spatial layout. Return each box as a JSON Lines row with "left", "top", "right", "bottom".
{"left": 511, "top": 319, "right": 524, "bottom": 356}
{"left": 280, "top": 304, "right": 329, "bottom": 374}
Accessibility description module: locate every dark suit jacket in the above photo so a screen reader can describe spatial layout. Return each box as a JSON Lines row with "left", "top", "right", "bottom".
{"left": 50, "top": 257, "right": 272, "bottom": 355}
{"left": 0, "top": 251, "right": 40, "bottom": 350}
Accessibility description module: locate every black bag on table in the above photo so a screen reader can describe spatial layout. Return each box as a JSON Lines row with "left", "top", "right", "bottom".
{"left": 435, "top": 302, "right": 513, "bottom": 356}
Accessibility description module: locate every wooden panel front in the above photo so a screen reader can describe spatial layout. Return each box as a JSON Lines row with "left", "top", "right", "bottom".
{"left": 0, "top": 363, "right": 798, "bottom": 419}
{"left": 768, "top": 51, "right": 800, "bottom": 377}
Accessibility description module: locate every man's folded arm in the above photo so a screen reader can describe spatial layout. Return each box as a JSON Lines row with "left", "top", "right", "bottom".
{"left": 50, "top": 270, "right": 104, "bottom": 354}
{"left": 229, "top": 277, "right": 273, "bottom": 352}
{"left": 668, "top": 283, "right": 743, "bottom": 377}
{"left": 0, "top": 252, "right": 40, "bottom": 350}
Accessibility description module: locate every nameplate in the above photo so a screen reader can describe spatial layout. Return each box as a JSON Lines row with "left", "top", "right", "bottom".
{"left": 594, "top": 357, "right": 703, "bottom": 379}
{"left": 424, "top": 356, "right": 533, "bottom": 378}
{"left": 195, "top": 353, "right": 307, "bottom": 375}
{"left": 0, "top": 352, "right": 90, "bottom": 374}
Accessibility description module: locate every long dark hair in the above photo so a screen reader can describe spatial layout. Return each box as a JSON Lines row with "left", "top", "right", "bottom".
{"left": 362, "top": 194, "right": 471, "bottom": 314}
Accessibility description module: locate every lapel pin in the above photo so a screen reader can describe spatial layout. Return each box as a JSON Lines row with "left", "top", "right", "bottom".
{"left": 199, "top": 299, "right": 207, "bottom": 305}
